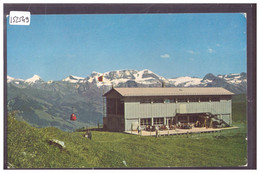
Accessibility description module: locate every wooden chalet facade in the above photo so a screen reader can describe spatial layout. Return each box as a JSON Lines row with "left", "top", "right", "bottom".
{"left": 103, "top": 87, "right": 234, "bottom": 132}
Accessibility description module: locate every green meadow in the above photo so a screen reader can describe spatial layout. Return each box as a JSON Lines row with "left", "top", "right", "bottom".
{"left": 6, "top": 94, "right": 247, "bottom": 168}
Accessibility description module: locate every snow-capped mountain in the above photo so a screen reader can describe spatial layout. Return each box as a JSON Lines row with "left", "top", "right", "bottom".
{"left": 62, "top": 75, "right": 85, "bottom": 83}
{"left": 7, "top": 69, "right": 247, "bottom": 94}
{"left": 201, "top": 73, "right": 247, "bottom": 86}
{"left": 7, "top": 75, "right": 24, "bottom": 84}
{"left": 85, "top": 70, "right": 246, "bottom": 93}
{"left": 87, "top": 69, "right": 166, "bottom": 87}
{"left": 25, "top": 75, "right": 44, "bottom": 84}
{"left": 217, "top": 73, "right": 247, "bottom": 85}
{"left": 7, "top": 76, "right": 15, "bottom": 83}
{"left": 167, "top": 76, "right": 202, "bottom": 87}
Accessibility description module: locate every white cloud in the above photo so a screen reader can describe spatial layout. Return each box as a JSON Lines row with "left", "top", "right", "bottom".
{"left": 187, "top": 50, "right": 200, "bottom": 54}
{"left": 207, "top": 48, "right": 216, "bottom": 54}
{"left": 160, "top": 54, "right": 170, "bottom": 58}
{"left": 187, "top": 50, "right": 195, "bottom": 54}
{"left": 216, "top": 44, "right": 220, "bottom": 47}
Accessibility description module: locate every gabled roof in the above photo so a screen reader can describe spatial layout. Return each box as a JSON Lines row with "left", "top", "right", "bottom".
{"left": 104, "top": 87, "right": 234, "bottom": 97}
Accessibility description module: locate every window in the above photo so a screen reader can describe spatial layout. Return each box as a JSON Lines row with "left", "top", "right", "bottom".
{"left": 164, "top": 98, "right": 176, "bottom": 103}
{"left": 140, "top": 99, "right": 151, "bottom": 104}
{"left": 153, "top": 98, "right": 164, "bottom": 103}
{"left": 211, "top": 97, "right": 220, "bottom": 102}
{"left": 170, "top": 98, "right": 176, "bottom": 103}
{"left": 178, "top": 116, "right": 187, "bottom": 121}
{"left": 164, "top": 99, "right": 170, "bottom": 103}
{"left": 153, "top": 118, "right": 164, "bottom": 125}
{"left": 178, "top": 116, "right": 187, "bottom": 123}
{"left": 220, "top": 96, "right": 231, "bottom": 101}
{"left": 177, "top": 97, "right": 188, "bottom": 102}
{"left": 171, "top": 98, "right": 176, "bottom": 103}
{"left": 140, "top": 118, "right": 151, "bottom": 126}
{"left": 189, "top": 97, "right": 199, "bottom": 102}
{"left": 200, "top": 97, "right": 209, "bottom": 102}
{"left": 189, "top": 116, "right": 198, "bottom": 123}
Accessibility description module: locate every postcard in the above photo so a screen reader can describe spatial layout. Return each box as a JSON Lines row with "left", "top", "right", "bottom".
{"left": 4, "top": 3, "right": 256, "bottom": 169}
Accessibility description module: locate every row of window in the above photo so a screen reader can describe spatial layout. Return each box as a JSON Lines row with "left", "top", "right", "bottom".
{"left": 140, "top": 118, "right": 164, "bottom": 125}
{"left": 140, "top": 116, "right": 201, "bottom": 126}
{"left": 140, "top": 97, "right": 221, "bottom": 104}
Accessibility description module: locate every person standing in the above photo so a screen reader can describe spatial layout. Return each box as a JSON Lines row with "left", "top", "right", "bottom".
{"left": 88, "top": 131, "right": 92, "bottom": 140}
{"left": 204, "top": 118, "right": 207, "bottom": 128}
{"left": 209, "top": 118, "right": 213, "bottom": 128}
{"left": 137, "top": 126, "right": 141, "bottom": 135}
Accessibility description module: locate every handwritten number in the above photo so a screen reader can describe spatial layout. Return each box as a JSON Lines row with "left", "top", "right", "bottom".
{"left": 13, "top": 16, "right": 18, "bottom": 23}
{"left": 25, "top": 17, "right": 29, "bottom": 23}
{"left": 10, "top": 15, "right": 29, "bottom": 24}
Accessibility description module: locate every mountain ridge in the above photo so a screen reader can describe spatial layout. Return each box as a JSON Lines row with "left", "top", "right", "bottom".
{"left": 8, "top": 69, "right": 247, "bottom": 94}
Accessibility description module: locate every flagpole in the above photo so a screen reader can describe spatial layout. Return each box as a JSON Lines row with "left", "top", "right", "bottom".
{"left": 98, "top": 74, "right": 105, "bottom": 129}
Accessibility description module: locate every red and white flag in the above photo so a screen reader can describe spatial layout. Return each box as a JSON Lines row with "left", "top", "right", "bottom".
{"left": 98, "top": 75, "right": 103, "bottom": 82}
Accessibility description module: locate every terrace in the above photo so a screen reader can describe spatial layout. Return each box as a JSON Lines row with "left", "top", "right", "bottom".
{"left": 124, "top": 126, "right": 238, "bottom": 136}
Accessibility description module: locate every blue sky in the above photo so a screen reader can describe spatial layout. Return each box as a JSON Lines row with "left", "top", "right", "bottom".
{"left": 7, "top": 13, "right": 247, "bottom": 81}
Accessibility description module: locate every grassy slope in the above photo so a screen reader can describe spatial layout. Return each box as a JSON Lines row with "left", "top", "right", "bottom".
{"left": 7, "top": 114, "right": 247, "bottom": 168}
{"left": 7, "top": 94, "right": 247, "bottom": 168}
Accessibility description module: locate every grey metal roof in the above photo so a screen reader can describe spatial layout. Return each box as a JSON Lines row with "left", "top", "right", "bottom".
{"left": 111, "top": 87, "right": 234, "bottom": 97}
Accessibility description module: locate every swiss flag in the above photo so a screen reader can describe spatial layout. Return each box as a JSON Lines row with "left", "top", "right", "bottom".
{"left": 98, "top": 75, "right": 103, "bottom": 82}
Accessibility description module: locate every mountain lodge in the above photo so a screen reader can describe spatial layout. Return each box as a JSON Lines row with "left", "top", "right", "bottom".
{"left": 103, "top": 87, "right": 234, "bottom": 132}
